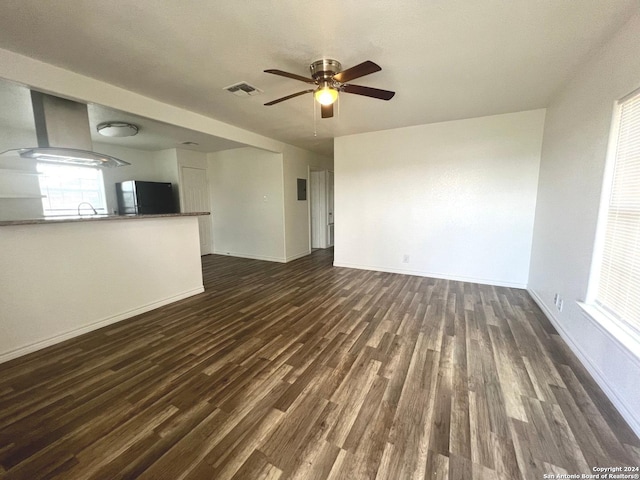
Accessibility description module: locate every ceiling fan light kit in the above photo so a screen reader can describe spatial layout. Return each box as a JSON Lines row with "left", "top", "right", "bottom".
{"left": 264, "top": 58, "right": 395, "bottom": 118}
{"left": 314, "top": 85, "right": 339, "bottom": 106}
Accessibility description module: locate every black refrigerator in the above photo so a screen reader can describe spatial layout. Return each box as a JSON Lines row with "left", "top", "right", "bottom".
{"left": 116, "top": 181, "right": 177, "bottom": 215}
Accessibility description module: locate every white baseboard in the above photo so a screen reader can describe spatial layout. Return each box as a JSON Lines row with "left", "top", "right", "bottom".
{"left": 332, "top": 261, "right": 527, "bottom": 289}
{"left": 528, "top": 288, "right": 640, "bottom": 438}
{"left": 0, "top": 287, "right": 204, "bottom": 365}
{"left": 212, "top": 249, "right": 286, "bottom": 263}
{"left": 285, "top": 250, "right": 311, "bottom": 263}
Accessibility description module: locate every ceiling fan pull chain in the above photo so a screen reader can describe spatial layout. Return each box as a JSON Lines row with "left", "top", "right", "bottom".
{"left": 313, "top": 98, "right": 318, "bottom": 136}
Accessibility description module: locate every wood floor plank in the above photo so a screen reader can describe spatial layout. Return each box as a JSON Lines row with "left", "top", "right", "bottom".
{"left": 543, "top": 401, "right": 591, "bottom": 473}
{"left": 289, "top": 439, "right": 340, "bottom": 480}
{"left": 469, "top": 390, "right": 494, "bottom": 469}
{"left": 490, "top": 431, "right": 522, "bottom": 480}
{"left": 66, "top": 403, "right": 179, "bottom": 480}
{"left": 427, "top": 334, "right": 453, "bottom": 457}
{"left": 451, "top": 307, "right": 471, "bottom": 460}
{"left": 231, "top": 449, "right": 283, "bottom": 480}
{"left": 424, "top": 449, "right": 449, "bottom": 480}
{"left": 0, "top": 249, "right": 637, "bottom": 479}
{"left": 134, "top": 408, "right": 230, "bottom": 480}
{"left": 198, "top": 407, "right": 284, "bottom": 480}
{"left": 556, "top": 363, "right": 632, "bottom": 463}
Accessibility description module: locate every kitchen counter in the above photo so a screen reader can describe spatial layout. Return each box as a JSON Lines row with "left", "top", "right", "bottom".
{"left": 0, "top": 212, "right": 210, "bottom": 227}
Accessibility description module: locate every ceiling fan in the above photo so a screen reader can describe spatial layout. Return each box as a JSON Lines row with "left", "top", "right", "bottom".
{"left": 263, "top": 59, "right": 395, "bottom": 119}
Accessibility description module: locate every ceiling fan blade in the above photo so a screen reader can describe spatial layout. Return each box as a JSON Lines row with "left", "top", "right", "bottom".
{"left": 321, "top": 103, "right": 334, "bottom": 119}
{"left": 341, "top": 84, "right": 395, "bottom": 100}
{"left": 264, "top": 89, "right": 315, "bottom": 106}
{"left": 332, "top": 61, "right": 381, "bottom": 83}
{"left": 264, "top": 69, "right": 316, "bottom": 84}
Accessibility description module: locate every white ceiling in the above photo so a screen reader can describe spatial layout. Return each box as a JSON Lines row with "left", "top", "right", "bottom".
{"left": 0, "top": 0, "right": 637, "bottom": 156}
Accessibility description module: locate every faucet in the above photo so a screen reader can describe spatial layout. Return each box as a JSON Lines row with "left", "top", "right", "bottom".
{"left": 77, "top": 202, "right": 98, "bottom": 216}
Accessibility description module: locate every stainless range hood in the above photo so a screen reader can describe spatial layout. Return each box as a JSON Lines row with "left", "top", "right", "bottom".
{"left": 1, "top": 91, "right": 130, "bottom": 168}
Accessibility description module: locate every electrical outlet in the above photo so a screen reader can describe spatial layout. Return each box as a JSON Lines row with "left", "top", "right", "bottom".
{"left": 402, "top": 254, "right": 410, "bottom": 264}
{"left": 554, "top": 293, "right": 564, "bottom": 312}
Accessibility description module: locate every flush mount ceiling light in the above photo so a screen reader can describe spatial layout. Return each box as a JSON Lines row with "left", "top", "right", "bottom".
{"left": 97, "top": 122, "right": 139, "bottom": 137}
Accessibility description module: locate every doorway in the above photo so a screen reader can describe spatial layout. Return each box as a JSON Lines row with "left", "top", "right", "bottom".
{"left": 310, "top": 170, "right": 334, "bottom": 249}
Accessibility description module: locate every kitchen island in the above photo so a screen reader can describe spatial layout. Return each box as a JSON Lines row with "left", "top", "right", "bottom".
{"left": 0, "top": 212, "right": 209, "bottom": 363}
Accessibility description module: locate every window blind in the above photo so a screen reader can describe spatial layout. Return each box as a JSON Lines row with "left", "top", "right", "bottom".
{"left": 595, "top": 89, "right": 640, "bottom": 332}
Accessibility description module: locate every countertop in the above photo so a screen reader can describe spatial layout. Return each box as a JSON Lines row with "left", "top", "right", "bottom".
{"left": 0, "top": 212, "right": 210, "bottom": 227}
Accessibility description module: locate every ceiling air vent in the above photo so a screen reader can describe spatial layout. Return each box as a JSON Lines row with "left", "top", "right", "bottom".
{"left": 223, "top": 82, "right": 263, "bottom": 97}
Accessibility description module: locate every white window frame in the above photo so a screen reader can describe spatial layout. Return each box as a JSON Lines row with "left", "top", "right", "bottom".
{"left": 581, "top": 87, "right": 640, "bottom": 356}
{"left": 37, "top": 162, "right": 108, "bottom": 216}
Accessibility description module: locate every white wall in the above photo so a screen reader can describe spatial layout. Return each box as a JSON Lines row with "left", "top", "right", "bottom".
{"left": 528, "top": 13, "right": 640, "bottom": 435}
{"left": 207, "top": 145, "right": 331, "bottom": 263}
{"left": 334, "top": 109, "right": 545, "bottom": 288}
{"left": 154, "top": 148, "right": 181, "bottom": 208}
{"left": 208, "top": 147, "right": 286, "bottom": 262}
{"left": 282, "top": 144, "right": 332, "bottom": 261}
{"left": 0, "top": 216, "right": 203, "bottom": 362}
{"left": 0, "top": 125, "right": 36, "bottom": 152}
{"left": 0, "top": 126, "right": 43, "bottom": 220}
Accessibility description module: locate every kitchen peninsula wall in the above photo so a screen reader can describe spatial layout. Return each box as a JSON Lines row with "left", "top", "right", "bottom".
{"left": 0, "top": 214, "right": 204, "bottom": 362}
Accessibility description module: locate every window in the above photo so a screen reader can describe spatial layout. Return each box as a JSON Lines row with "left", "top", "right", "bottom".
{"left": 37, "top": 163, "right": 107, "bottom": 216}
{"left": 589, "top": 88, "right": 640, "bottom": 336}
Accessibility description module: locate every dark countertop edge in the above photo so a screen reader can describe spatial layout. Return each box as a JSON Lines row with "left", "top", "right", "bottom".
{"left": 0, "top": 212, "right": 210, "bottom": 227}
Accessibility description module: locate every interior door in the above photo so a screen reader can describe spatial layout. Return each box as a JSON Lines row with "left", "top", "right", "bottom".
{"left": 310, "top": 170, "right": 327, "bottom": 249}
{"left": 327, "top": 171, "right": 334, "bottom": 247}
{"left": 181, "top": 166, "right": 212, "bottom": 255}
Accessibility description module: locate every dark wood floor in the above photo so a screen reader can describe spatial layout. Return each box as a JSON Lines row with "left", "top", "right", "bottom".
{"left": 0, "top": 249, "right": 638, "bottom": 479}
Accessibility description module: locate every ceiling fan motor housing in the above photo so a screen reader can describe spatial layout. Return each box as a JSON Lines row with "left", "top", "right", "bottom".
{"left": 310, "top": 59, "right": 342, "bottom": 83}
